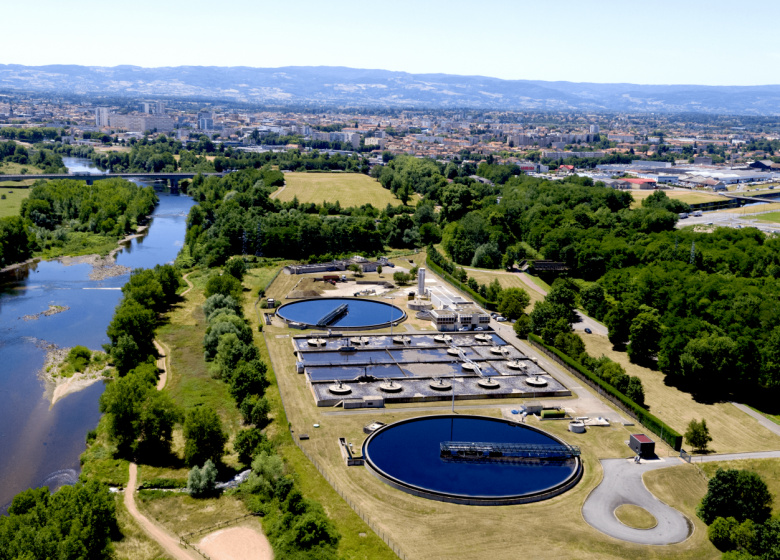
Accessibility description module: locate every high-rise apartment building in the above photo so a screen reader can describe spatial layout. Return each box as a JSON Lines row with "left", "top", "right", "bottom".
{"left": 590, "top": 124, "right": 600, "bottom": 134}
{"left": 155, "top": 102, "right": 165, "bottom": 115}
{"left": 198, "top": 111, "right": 214, "bottom": 130}
{"left": 95, "top": 107, "right": 109, "bottom": 127}
{"left": 140, "top": 102, "right": 150, "bottom": 113}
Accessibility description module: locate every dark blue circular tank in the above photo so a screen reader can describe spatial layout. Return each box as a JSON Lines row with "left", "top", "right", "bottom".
{"left": 277, "top": 297, "right": 405, "bottom": 329}
{"left": 363, "top": 415, "right": 582, "bottom": 505}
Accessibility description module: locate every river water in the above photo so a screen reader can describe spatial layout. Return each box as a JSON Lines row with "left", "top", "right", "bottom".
{"left": 0, "top": 158, "right": 195, "bottom": 511}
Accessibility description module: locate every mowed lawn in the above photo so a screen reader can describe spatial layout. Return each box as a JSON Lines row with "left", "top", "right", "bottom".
{"left": 464, "top": 269, "right": 544, "bottom": 310}
{"left": 273, "top": 172, "right": 412, "bottom": 207}
{"left": 0, "top": 188, "right": 30, "bottom": 218}
{"left": 756, "top": 211, "right": 780, "bottom": 224}
{"left": 628, "top": 189, "right": 725, "bottom": 209}
{"left": 580, "top": 334, "right": 780, "bottom": 454}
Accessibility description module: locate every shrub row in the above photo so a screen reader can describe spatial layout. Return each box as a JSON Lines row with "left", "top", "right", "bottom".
{"left": 541, "top": 410, "right": 566, "bottom": 419}
{"left": 529, "top": 333, "right": 682, "bottom": 450}
{"left": 425, "top": 252, "right": 497, "bottom": 311}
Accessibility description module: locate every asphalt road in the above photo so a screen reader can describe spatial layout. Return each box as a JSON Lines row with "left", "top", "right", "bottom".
{"left": 582, "top": 458, "right": 692, "bottom": 545}
{"left": 583, "top": 449, "right": 780, "bottom": 545}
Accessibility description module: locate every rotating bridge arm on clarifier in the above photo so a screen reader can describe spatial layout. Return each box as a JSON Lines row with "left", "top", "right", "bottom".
{"left": 451, "top": 343, "right": 484, "bottom": 376}
{"left": 316, "top": 303, "right": 349, "bottom": 327}
{"left": 440, "top": 441, "right": 581, "bottom": 459}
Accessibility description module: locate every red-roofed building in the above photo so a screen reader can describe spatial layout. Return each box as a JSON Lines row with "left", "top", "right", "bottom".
{"left": 624, "top": 178, "right": 657, "bottom": 190}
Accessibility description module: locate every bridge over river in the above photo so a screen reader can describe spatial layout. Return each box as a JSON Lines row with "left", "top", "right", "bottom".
{"left": 0, "top": 172, "right": 225, "bottom": 187}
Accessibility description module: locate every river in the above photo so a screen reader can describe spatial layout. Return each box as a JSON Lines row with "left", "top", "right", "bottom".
{"left": 0, "top": 157, "right": 195, "bottom": 511}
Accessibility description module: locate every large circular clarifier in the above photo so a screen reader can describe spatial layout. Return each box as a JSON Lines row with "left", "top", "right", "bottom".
{"left": 277, "top": 297, "right": 405, "bottom": 329}
{"left": 363, "top": 415, "right": 582, "bottom": 505}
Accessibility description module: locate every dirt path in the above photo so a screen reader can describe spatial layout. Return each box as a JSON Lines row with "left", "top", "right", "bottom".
{"left": 153, "top": 273, "right": 193, "bottom": 391}
{"left": 125, "top": 464, "right": 201, "bottom": 560}
{"left": 128, "top": 270, "right": 201, "bottom": 558}
{"left": 199, "top": 526, "right": 273, "bottom": 560}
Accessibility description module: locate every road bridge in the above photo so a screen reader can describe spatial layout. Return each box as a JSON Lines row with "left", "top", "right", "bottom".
{"left": 720, "top": 193, "right": 780, "bottom": 204}
{"left": 0, "top": 172, "right": 225, "bottom": 188}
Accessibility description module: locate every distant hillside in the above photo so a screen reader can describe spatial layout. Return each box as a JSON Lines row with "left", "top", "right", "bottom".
{"left": 2, "top": 64, "right": 780, "bottom": 115}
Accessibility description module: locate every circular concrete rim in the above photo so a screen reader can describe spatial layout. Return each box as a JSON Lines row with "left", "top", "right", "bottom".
{"left": 276, "top": 297, "right": 407, "bottom": 330}
{"left": 614, "top": 504, "right": 659, "bottom": 530}
{"left": 362, "top": 414, "right": 583, "bottom": 505}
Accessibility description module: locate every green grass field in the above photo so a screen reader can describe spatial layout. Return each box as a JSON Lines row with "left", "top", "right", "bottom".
{"left": 580, "top": 335, "right": 780, "bottom": 454}
{"left": 272, "top": 172, "right": 414, "bottom": 207}
{"left": 0, "top": 187, "right": 29, "bottom": 218}
{"left": 629, "top": 190, "right": 725, "bottom": 209}
{"left": 755, "top": 211, "right": 780, "bottom": 224}
{"left": 0, "top": 161, "right": 44, "bottom": 175}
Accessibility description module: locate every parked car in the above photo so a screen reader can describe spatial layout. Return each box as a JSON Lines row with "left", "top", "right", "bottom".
{"left": 458, "top": 327, "right": 469, "bottom": 331}
{"left": 584, "top": 328, "right": 592, "bottom": 334}
{"left": 496, "top": 317, "right": 507, "bottom": 322}
{"left": 474, "top": 327, "right": 485, "bottom": 331}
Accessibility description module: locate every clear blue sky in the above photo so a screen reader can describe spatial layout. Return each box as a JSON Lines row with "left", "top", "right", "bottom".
{"left": 7, "top": 0, "right": 779, "bottom": 86}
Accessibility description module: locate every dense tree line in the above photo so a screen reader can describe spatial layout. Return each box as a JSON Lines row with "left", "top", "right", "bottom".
{"left": 0, "top": 178, "right": 157, "bottom": 267}
{"left": 0, "top": 126, "right": 63, "bottom": 143}
{"left": 0, "top": 140, "right": 66, "bottom": 172}
{"left": 0, "top": 480, "right": 117, "bottom": 560}
{"left": 183, "top": 169, "right": 386, "bottom": 265}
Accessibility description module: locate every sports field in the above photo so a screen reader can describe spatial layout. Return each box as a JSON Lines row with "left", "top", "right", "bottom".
{"left": 0, "top": 188, "right": 30, "bottom": 218}
{"left": 628, "top": 189, "right": 725, "bottom": 209}
{"left": 272, "top": 172, "right": 412, "bottom": 207}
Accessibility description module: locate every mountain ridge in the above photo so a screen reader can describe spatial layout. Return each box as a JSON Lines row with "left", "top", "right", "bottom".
{"left": 2, "top": 64, "right": 779, "bottom": 115}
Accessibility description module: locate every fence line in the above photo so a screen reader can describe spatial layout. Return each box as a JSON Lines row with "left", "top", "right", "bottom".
{"left": 262, "top": 332, "right": 409, "bottom": 560}
{"left": 179, "top": 513, "right": 260, "bottom": 559}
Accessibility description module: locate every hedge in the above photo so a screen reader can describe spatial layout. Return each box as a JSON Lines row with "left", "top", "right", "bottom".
{"left": 425, "top": 254, "right": 498, "bottom": 311}
{"left": 529, "top": 333, "right": 683, "bottom": 450}
{"left": 541, "top": 410, "right": 566, "bottom": 419}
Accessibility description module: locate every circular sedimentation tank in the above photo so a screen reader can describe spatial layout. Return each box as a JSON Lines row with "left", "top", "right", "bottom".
{"left": 307, "top": 338, "right": 327, "bottom": 347}
{"left": 477, "top": 378, "right": 500, "bottom": 389}
{"left": 363, "top": 415, "right": 582, "bottom": 505}
{"left": 429, "top": 379, "right": 452, "bottom": 391}
{"left": 277, "top": 297, "right": 405, "bottom": 329}
{"left": 525, "top": 376, "right": 548, "bottom": 387}
{"left": 474, "top": 333, "right": 492, "bottom": 342}
{"left": 379, "top": 380, "right": 403, "bottom": 392}
{"left": 490, "top": 346, "right": 508, "bottom": 355}
{"left": 462, "top": 362, "right": 477, "bottom": 371}
{"left": 507, "top": 360, "right": 526, "bottom": 370}
{"left": 350, "top": 336, "right": 371, "bottom": 346}
{"left": 392, "top": 336, "right": 411, "bottom": 344}
{"left": 433, "top": 334, "right": 453, "bottom": 343}
{"left": 329, "top": 382, "right": 352, "bottom": 395}
{"left": 447, "top": 347, "right": 461, "bottom": 356}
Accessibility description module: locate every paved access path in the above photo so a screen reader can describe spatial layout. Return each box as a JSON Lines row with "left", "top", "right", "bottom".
{"left": 582, "top": 458, "right": 691, "bottom": 545}
{"left": 583, "top": 450, "right": 780, "bottom": 545}
{"left": 731, "top": 403, "right": 780, "bottom": 438}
